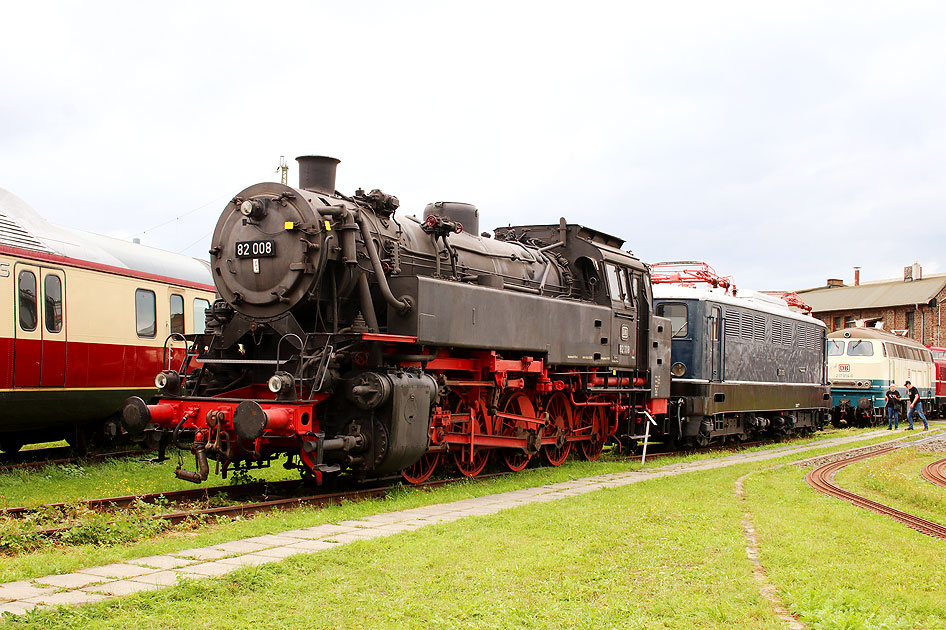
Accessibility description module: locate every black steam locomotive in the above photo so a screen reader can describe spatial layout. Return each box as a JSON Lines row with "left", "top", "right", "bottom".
{"left": 121, "top": 156, "right": 828, "bottom": 484}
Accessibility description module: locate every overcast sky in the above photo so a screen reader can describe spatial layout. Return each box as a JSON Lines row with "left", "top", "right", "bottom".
{"left": 2, "top": 1, "right": 944, "bottom": 291}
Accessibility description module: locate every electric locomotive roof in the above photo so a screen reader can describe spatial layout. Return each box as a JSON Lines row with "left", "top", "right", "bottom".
{"left": 0, "top": 187, "right": 213, "bottom": 288}
{"left": 652, "top": 283, "right": 825, "bottom": 327}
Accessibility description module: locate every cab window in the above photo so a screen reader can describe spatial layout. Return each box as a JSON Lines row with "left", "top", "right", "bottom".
{"left": 170, "top": 294, "right": 184, "bottom": 335}
{"left": 847, "top": 340, "right": 873, "bottom": 356}
{"left": 18, "top": 271, "right": 37, "bottom": 331}
{"left": 603, "top": 263, "right": 632, "bottom": 308}
{"left": 136, "top": 289, "right": 157, "bottom": 338}
{"left": 656, "top": 303, "right": 688, "bottom": 338}
{"left": 828, "top": 340, "right": 844, "bottom": 356}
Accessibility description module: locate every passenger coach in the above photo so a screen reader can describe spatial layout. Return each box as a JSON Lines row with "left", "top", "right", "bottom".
{"left": 0, "top": 188, "right": 215, "bottom": 452}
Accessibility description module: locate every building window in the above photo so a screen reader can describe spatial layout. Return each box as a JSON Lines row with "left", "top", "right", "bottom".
{"left": 136, "top": 289, "right": 157, "bottom": 338}
{"left": 906, "top": 311, "right": 915, "bottom": 336}
{"left": 844, "top": 316, "right": 855, "bottom": 328}
{"left": 833, "top": 316, "right": 841, "bottom": 331}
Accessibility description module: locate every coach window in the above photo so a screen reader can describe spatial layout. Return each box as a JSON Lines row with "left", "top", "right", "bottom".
{"left": 656, "top": 303, "right": 688, "bottom": 338}
{"left": 44, "top": 275, "right": 62, "bottom": 333}
{"left": 847, "top": 340, "right": 873, "bottom": 356}
{"left": 18, "top": 271, "right": 37, "bottom": 331}
{"left": 828, "top": 340, "right": 844, "bottom": 356}
{"left": 170, "top": 294, "right": 184, "bottom": 335}
{"left": 135, "top": 289, "right": 157, "bottom": 338}
{"left": 193, "top": 298, "right": 210, "bottom": 334}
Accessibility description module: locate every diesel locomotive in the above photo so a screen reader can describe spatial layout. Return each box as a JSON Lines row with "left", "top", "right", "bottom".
{"left": 121, "top": 156, "right": 827, "bottom": 484}
{"left": 827, "top": 328, "right": 935, "bottom": 426}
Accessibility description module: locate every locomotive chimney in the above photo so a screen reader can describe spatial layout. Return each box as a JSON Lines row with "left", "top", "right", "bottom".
{"left": 854, "top": 267, "right": 860, "bottom": 286}
{"left": 296, "top": 155, "right": 340, "bottom": 195}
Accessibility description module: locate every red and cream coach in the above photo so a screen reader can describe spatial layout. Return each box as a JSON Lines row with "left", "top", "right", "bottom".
{"left": 0, "top": 188, "right": 215, "bottom": 453}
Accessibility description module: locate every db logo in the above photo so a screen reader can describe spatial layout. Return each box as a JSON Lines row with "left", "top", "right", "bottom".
{"left": 838, "top": 364, "right": 851, "bottom": 372}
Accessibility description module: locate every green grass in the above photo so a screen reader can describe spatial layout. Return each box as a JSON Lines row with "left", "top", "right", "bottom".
{"left": 0, "top": 428, "right": 911, "bottom": 582}
{"left": 834, "top": 447, "right": 946, "bottom": 525}
{"left": 747, "top": 461, "right": 946, "bottom": 629}
{"left": 5, "top": 465, "right": 786, "bottom": 630}
{"left": 2, "top": 426, "right": 936, "bottom": 629}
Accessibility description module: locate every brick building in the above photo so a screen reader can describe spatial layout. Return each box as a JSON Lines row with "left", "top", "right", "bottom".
{"left": 796, "top": 264, "right": 946, "bottom": 347}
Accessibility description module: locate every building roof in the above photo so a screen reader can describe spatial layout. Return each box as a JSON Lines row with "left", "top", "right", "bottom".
{"left": 796, "top": 274, "right": 946, "bottom": 313}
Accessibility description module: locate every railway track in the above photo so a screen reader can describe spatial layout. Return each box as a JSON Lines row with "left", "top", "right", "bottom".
{"left": 7, "top": 472, "right": 510, "bottom": 539}
{"left": 921, "top": 457, "right": 946, "bottom": 487}
{"left": 0, "top": 448, "right": 148, "bottom": 473}
{"left": 806, "top": 446, "right": 946, "bottom": 540}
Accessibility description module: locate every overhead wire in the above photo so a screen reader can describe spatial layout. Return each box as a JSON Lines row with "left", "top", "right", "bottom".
{"left": 130, "top": 194, "right": 229, "bottom": 238}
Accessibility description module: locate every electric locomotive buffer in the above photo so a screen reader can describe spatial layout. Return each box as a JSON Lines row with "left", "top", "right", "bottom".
{"left": 122, "top": 156, "right": 672, "bottom": 483}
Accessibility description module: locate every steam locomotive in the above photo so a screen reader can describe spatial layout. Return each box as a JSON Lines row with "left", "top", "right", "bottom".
{"left": 121, "top": 156, "right": 828, "bottom": 484}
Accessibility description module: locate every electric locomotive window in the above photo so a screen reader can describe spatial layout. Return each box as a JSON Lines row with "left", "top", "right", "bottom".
{"left": 847, "top": 340, "right": 873, "bottom": 356}
{"left": 193, "top": 298, "right": 210, "bottom": 335}
{"left": 170, "top": 294, "right": 184, "bottom": 335}
{"left": 18, "top": 271, "right": 37, "bottom": 331}
{"left": 656, "top": 303, "right": 688, "bottom": 338}
{"left": 44, "top": 275, "right": 62, "bottom": 333}
{"left": 135, "top": 289, "right": 157, "bottom": 338}
{"left": 828, "top": 340, "right": 844, "bottom": 356}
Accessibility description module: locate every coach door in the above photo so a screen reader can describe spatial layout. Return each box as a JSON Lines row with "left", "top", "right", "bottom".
{"left": 13, "top": 264, "right": 66, "bottom": 388}
{"left": 709, "top": 306, "right": 722, "bottom": 381}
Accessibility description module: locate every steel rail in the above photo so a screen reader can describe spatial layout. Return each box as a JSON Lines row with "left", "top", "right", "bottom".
{"left": 806, "top": 447, "right": 946, "bottom": 540}
{"left": 0, "top": 449, "right": 148, "bottom": 473}
{"left": 921, "top": 457, "right": 946, "bottom": 488}
{"left": 1, "top": 479, "right": 310, "bottom": 518}
{"left": 29, "top": 471, "right": 510, "bottom": 539}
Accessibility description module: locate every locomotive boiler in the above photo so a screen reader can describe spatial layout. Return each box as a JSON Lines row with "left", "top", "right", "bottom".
{"left": 122, "top": 156, "right": 672, "bottom": 483}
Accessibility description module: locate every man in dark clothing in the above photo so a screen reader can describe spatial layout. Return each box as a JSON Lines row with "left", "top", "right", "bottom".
{"left": 904, "top": 380, "right": 929, "bottom": 431}
{"left": 885, "top": 384, "right": 901, "bottom": 430}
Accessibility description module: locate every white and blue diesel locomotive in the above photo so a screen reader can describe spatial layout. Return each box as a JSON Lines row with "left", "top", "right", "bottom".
{"left": 827, "top": 328, "right": 934, "bottom": 426}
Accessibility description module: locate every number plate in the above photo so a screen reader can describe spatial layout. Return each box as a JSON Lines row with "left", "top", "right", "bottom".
{"left": 235, "top": 240, "right": 275, "bottom": 258}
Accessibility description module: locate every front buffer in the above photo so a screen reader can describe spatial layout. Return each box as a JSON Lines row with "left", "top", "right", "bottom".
{"left": 121, "top": 371, "right": 438, "bottom": 483}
